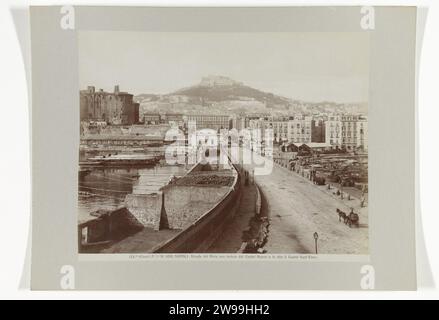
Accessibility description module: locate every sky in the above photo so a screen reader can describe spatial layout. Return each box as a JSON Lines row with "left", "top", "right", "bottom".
{"left": 78, "top": 31, "right": 369, "bottom": 103}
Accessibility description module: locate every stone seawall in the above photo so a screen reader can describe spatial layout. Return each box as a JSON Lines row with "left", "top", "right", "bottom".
{"left": 124, "top": 193, "right": 163, "bottom": 230}
{"left": 152, "top": 165, "right": 241, "bottom": 253}
{"left": 82, "top": 158, "right": 241, "bottom": 253}
{"left": 124, "top": 160, "right": 236, "bottom": 231}
{"left": 164, "top": 185, "right": 231, "bottom": 229}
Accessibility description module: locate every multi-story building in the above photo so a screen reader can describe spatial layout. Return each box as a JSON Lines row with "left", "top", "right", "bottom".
{"left": 247, "top": 116, "right": 290, "bottom": 144}
{"left": 186, "top": 114, "right": 231, "bottom": 131}
{"left": 287, "top": 116, "right": 313, "bottom": 144}
{"left": 231, "top": 115, "right": 246, "bottom": 131}
{"left": 325, "top": 115, "right": 342, "bottom": 146}
{"left": 340, "top": 115, "right": 358, "bottom": 150}
{"left": 161, "top": 113, "right": 185, "bottom": 129}
{"left": 311, "top": 119, "right": 326, "bottom": 143}
{"left": 356, "top": 116, "right": 368, "bottom": 151}
{"left": 248, "top": 115, "right": 326, "bottom": 145}
{"left": 262, "top": 116, "right": 289, "bottom": 143}
{"left": 143, "top": 113, "right": 161, "bottom": 125}
{"left": 80, "top": 85, "right": 139, "bottom": 125}
{"left": 325, "top": 114, "right": 367, "bottom": 151}
{"left": 272, "top": 120, "right": 289, "bottom": 143}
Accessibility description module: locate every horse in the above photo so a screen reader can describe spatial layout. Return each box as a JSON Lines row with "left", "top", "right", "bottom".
{"left": 336, "top": 209, "right": 347, "bottom": 222}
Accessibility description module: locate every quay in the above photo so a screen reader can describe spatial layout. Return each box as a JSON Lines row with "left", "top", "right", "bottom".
{"left": 78, "top": 146, "right": 368, "bottom": 254}
{"left": 79, "top": 155, "right": 249, "bottom": 253}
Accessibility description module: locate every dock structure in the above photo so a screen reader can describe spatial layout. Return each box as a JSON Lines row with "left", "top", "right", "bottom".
{"left": 80, "top": 155, "right": 244, "bottom": 253}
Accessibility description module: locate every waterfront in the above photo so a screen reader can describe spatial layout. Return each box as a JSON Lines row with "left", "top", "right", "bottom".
{"left": 76, "top": 71, "right": 369, "bottom": 254}
{"left": 78, "top": 164, "right": 187, "bottom": 224}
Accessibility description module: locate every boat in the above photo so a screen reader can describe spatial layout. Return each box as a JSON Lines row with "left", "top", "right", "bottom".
{"left": 78, "top": 168, "right": 91, "bottom": 178}
{"left": 85, "top": 153, "right": 159, "bottom": 167}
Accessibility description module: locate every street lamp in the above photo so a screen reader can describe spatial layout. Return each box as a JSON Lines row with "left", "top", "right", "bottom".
{"left": 313, "top": 232, "right": 319, "bottom": 254}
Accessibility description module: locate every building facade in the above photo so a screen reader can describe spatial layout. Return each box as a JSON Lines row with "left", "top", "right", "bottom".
{"left": 356, "top": 116, "right": 368, "bottom": 151}
{"left": 287, "top": 116, "right": 313, "bottom": 144}
{"left": 325, "top": 115, "right": 342, "bottom": 147}
{"left": 325, "top": 114, "right": 368, "bottom": 151}
{"left": 248, "top": 115, "right": 326, "bottom": 145}
{"left": 161, "top": 113, "right": 185, "bottom": 129}
{"left": 272, "top": 120, "right": 289, "bottom": 143}
{"left": 80, "top": 85, "right": 139, "bottom": 125}
{"left": 186, "top": 114, "right": 231, "bottom": 131}
{"left": 340, "top": 115, "right": 358, "bottom": 150}
{"left": 143, "top": 113, "right": 161, "bottom": 125}
{"left": 311, "top": 119, "right": 326, "bottom": 143}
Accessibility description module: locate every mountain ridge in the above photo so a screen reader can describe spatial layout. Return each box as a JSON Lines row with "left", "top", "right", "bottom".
{"left": 134, "top": 75, "right": 367, "bottom": 115}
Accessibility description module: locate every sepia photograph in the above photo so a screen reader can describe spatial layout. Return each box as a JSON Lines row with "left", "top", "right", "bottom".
{"left": 77, "top": 31, "right": 369, "bottom": 255}
{"left": 18, "top": 4, "right": 424, "bottom": 292}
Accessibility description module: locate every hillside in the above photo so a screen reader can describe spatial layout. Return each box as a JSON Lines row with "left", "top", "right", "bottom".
{"left": 134, "top": 75, "right": 367, "bottom": 115}
{"left": 173, "top": 81, "right": 290, "bottom": 106}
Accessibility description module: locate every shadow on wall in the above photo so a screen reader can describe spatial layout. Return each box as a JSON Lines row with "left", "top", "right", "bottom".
{"left": 78, "top": 207, "right": 143, "bottom": 253}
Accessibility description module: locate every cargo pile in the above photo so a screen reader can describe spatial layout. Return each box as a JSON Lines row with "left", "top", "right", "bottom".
{"left": 173, "top": 174, "right": 234, "bottom": 187}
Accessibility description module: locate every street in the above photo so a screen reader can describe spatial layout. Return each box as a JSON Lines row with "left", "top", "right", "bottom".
{"left": 244, "top": 152, "right": 369, "bottom": 254}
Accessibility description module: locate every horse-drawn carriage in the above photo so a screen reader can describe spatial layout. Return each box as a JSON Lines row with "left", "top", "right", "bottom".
{"left": 336, "top": 208, "right": 360, "bottom": 228}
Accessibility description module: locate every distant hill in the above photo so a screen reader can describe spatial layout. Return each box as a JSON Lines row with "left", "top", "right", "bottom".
{"left": 134, "top": 93, "right": 160, "bottom": 103}
{"left": 134, "top": 75, "right": 367, "bottom": 115}
{"left": 172, "top": 75, "right": 290, "bottom": 106}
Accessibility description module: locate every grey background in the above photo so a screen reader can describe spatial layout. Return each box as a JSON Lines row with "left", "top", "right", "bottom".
{"left": 30, "top": 6, "right": 417, "bottom": 290}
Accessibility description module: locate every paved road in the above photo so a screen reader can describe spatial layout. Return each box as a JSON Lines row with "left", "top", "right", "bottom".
{"left": 244, "top": 152, "right": 369, "bottom": 254}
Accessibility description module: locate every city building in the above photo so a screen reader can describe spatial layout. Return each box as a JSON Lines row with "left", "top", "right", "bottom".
{"left": 356, "top": 116, "right": 368, "bottom": 151}
{"left": 248, "top": 115, "right": 326, "bottom": 145}
{"left": 311, "top": 119, "right": 326, "bottom": 143}
{"left": 287, "top": 116, "right": 313, "bottom": 144}
{"left": 268, "top": 116, "right": 290, "bottom": 143}
{"left": 340, "top": 115, "right": 359, "bottom": 151}
{"left": 186, "top": 114, "right": 231, "bottom": 131}
{"left": 298, "top": 142, "right": 334, "bottom": 153}
{"left": 231, "top": 115, "right": 246, "bottom": 131}
{"left": 325, "top": 115, "right": 342, "bottom": 147}
{"left": 80, "top": 85, "right": 139, "bottom": 125}
{"left": 161, "top": 113, "right": 185, "bottom": 129}
{"left": 325, "top": 114, "right": 368, "bottom": 151}
{"left": 143, "top": 113, "right": 161, "bottom": 125}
